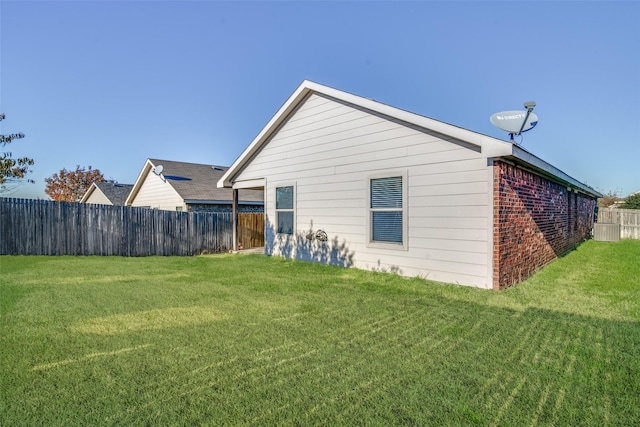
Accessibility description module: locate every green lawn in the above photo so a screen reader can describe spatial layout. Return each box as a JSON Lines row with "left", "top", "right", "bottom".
{"left": 1, "top": 240, "right": 639, "bottom": 426}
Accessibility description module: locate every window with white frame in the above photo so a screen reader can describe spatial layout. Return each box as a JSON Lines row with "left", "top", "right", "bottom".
{"left": 276, "top": 185, "right": 294, "bottom": 235}
{"left": 369, "top": 175, "right": 406, "bottom": 247}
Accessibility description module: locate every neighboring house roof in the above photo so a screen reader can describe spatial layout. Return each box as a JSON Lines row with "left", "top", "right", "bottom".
{"left": 80, "top": 181, "right": 133, "bottom": 205}
{"left": 126, "top": 158, "right": 264, "bottom": 206}
{"left": 218, "top": 80, "right": 602, "bottom": 198}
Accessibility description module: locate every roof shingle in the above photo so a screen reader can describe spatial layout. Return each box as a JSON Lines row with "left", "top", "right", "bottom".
{"left": 94, "top": 182, "right": 134, "bottom": 205}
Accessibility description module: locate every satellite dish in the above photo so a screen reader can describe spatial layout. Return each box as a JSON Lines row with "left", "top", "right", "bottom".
{"left": 152, "top": 165, "right": 166, "bottom": 181}
{"left": 490, "top": 101, "right": 538, "bottom": 141}
{"left": 490, "top": 111, "right": 538, "bottom": 134}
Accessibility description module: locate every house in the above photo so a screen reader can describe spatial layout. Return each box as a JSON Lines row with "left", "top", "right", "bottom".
{"left": 126, "top": 158, "right": 263, "bottom": 213}
{"left": 80, "top": 181, "right": 134, "bottom": 205}
{"left": 217, "top": 81, "right": 602, "bottom": 290}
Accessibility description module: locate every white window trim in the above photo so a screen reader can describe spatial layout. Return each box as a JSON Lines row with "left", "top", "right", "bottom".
{"left": 275, "top": 182, "right": 296, "bottom": 236}
{"left": 366, "top": 171, "right": 408, "bottom": 251}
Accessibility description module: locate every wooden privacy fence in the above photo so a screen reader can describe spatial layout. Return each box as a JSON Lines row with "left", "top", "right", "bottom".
{"left": 238, "top": 212, "right": 265, "bottom": 249}
{"left": 596, "top": 208, "right": 640, "bottom": 240}
{"left": 0, "top": 198, "right": 234, "bottom": 256}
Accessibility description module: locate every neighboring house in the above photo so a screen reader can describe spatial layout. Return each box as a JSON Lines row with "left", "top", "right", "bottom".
{"left": 127, "top": 158, "right": 263, "bottom": 212}
{"left": 218, "top": 80, "right": 602, "bottom": 290}
{"left": 80, "top": 181, "right": 134, "bottom": 205}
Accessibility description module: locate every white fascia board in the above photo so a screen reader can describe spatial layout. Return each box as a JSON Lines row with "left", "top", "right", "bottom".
{"left": 232, "top": 178, "right": 265, "bottom": 190}
{"left": 217, "top": 82, "right": 315, "bottom": 188}
{"left": 79, "top": 182, "right": 97, "bottom": 203}
{"left": 125, "top": 159, "right": 155, "bottom": 206}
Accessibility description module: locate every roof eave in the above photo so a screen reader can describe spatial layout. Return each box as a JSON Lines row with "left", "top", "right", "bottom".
{"left": 125, "top": 159, "right": 155, "bottom": 206}
{"left": 79, "top": 182, "right": 98, "bottom": 203}
{"left": 504, "top": 145, "right": 603, "bottom": 197}
{"left": 218, "top": 81, "right": 317, "bottom": 188}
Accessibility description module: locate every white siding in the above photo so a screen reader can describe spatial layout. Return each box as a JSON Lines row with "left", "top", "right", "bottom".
{"left": 129, "top": 173, "right": 185, "bottom": 211}
{"left": 236, "top": 93, "right": 493, "bottom": 288}
{"left": 85, "top": 189, "right": 112, "bottom": 205}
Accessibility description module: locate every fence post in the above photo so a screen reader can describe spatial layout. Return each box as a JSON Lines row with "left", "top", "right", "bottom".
{"left": 232, "top": 189, "right": 238, "bottom": 251}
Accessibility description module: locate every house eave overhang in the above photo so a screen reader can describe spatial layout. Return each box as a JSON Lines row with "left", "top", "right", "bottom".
{"left": 500, "top": 145, "right": 603, "bottom": 198}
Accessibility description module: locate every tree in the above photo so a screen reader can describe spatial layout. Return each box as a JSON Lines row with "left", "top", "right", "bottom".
{"left": 0, "top": 113, "right": 35, "bottom": 193}
{"left": 620, "top": 192, "right": 640, "bottom": 210}
{"left": 597, "top": 188, "right": 622, "bottom": 208}
{"left": 45, "top": 165, "right": 105, "bottom": 202}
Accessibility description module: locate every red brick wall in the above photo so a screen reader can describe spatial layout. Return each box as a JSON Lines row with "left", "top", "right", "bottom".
{"left": 493, "top": 161, "right": 596, "bottom": 290}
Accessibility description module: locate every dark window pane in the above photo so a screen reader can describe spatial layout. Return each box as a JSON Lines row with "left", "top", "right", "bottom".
{"left": 371, "top": 177, "right": 402, "bottom": 209}
{"left": 276, "top": 186, "right": 293, "bottom": 209}
{"left": 277, "top": 211, "right": 294, "bottom": 235}
{"left": 372, "top": 211, "right": 402, "bottom": 243}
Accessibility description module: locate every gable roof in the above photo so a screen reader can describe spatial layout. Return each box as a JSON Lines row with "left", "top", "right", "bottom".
{"left": 79, "top": 182, "right": 102, "bottom": 203}
{"left": 218, "top": 80, "right": 601, "bottom": 197}
{"left": 126, "top": 158, "right": 264, "bottom": 206}
{"left": 96, "top": 182, "right": 133, "bottom": 205}
{"left": 80, "top": 181, "right": 133, "bottom": 205}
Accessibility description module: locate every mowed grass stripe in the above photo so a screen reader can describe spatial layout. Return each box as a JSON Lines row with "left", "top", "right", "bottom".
{"left": 332, "top": 317, "right": 495, "bottom": 424}
{"left": 112, "top": 309, "right": 425, "bottom": 423}
{"left": 195, "top": 305, "right": 469, "bottom": 424}
{"left": 476, "top": 314, "right": 590, "bottom": 426}
{"left": 586, "top": 325, "right": 613, "bottom": 424}
{"left": 520, "top": 321, "right": 580, "bottom": 426}
{"left": 476, "top": 318, "right": 543, "bottom": 404}
{"left": 110, "top": 306, "right": 426, "bottom": 423}
{"left": 247, "top": 309, "right": 439, "bottom": 423}
{"left": 106, "top": 300, "right": 624, "bottom": 426}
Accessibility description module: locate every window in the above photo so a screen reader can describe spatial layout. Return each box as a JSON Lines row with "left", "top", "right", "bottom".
{"left": 368, "top": 175, "right": 406, "bottom": 247}
{"left": 276, "top": 185, "right": 294, "bottom": 234}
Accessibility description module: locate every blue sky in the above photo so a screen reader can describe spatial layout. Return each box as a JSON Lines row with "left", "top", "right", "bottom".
{"left": 1, "top": 1, "right": 638, "bottom": 199}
